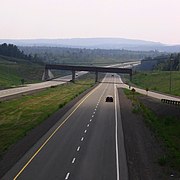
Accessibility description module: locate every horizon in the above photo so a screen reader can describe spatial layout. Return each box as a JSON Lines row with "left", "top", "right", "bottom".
{"left": 0, "top": 37, "right": 178, "bottom": 46}
{"left": 0, "top": 37, "right": 179, "bottom": 46}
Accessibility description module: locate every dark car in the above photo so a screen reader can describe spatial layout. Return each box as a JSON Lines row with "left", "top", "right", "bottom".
{"left": 105, "top": 96, "right": 113, "bottom": 102}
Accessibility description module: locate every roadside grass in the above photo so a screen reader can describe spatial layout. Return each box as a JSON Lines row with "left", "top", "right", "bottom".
{"left": 0, "top": 55, "right": 44, "bottom": 89}
{"left": 128, "top": 71, "right": 180, "bottom": 96}
{"left": 0, "top": 75, "right": 95, "bottom": 158}
{"left": 124, "top": 89, "right": 180, "bottom": 172}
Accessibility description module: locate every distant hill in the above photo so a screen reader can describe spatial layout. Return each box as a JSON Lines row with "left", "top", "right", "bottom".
{"left": 1, "top": 38, "right": 180, "bottom": 52}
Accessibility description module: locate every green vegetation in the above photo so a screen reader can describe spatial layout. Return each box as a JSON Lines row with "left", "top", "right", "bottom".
{"left": 0, "top": 43, "right": 42, "bottom": 62}
{"left": 124, "top": 89, "right": 180, "bottom": 172}
{"left": 154, "top": 53, "right": 180, "bottom": 71}
{"left": 130, "top": 71, "right": 180, "bottom": 96}
{"left": 0, "top": 55, "right": 44, "bottom": 89}
{"left": 20, "top": 46, "right": 161, "bottom": 65}
{"left": 0, "top": 75, "right": 95, "bottom": 158}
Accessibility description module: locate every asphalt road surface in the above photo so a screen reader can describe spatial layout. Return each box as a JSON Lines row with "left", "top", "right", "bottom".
{"left": 0, "top": 72, "right": 87, "bottom": 100}
{"left": 3, "top": 74, "right": 128, "bottom": 180}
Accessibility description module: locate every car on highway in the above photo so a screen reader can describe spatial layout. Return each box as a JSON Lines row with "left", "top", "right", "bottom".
{"left": 105, "top": 96, "right": 113, "bottom": 102}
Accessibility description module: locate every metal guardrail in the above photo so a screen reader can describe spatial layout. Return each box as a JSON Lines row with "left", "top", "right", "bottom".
{"left": 161, "top": 99, "right": 180, "bottom": 106}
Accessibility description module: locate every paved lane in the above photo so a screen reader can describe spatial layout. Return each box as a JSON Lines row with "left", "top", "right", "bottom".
{"left": 3, "top": 74, "right": 128, "bottom": 180}
{"left": 0, "top": 72, "right": 86, "bottom": 100}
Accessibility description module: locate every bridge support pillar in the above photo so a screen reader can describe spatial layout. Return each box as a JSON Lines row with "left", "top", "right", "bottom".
{"left": 72, "top": 70, "right": 75, "bottom": 83}
{"left": 130, "top": 73, "right": 132, "bottom": 81}
{"left": 44, "top": 68, "right": 49, "bottom": 81}
{"left": 95, "top": 71, "right": 98, "bottom": 83}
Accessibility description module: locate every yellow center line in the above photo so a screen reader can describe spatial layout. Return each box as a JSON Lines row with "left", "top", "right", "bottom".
{"left": 13, "top": 83, "right": 103, "bottom": 180}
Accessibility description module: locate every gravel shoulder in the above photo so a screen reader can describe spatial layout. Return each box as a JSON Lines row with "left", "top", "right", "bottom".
{"left": 118, "top": 88, "right": 172, "bottom": 180}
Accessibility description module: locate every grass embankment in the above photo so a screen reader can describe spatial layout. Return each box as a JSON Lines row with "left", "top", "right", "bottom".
{"left": 124, "top": 89, "right": 180, "bottom": 172}
{"left": 0, "top": 75, "right": 95, "bottom": 158}
{"left": 130, "top": 71, "right": 180, "bottom": 96}
{"left": 0, "top": 55, "right": 44, "bottom": 89}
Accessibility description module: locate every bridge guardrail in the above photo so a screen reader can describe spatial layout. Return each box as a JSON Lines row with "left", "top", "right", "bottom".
{"left": 161, "top": 99, "right": 180, "bottom": 106}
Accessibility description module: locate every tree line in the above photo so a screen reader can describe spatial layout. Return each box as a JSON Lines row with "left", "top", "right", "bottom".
{"left": 153, "top": 53, "right": 180, "bottom": 71}
{"left": 20, "top": 46, "right": 161, "bottom": 65}
{"left": 0, "top": 43, "right": 43, "bottom": 64}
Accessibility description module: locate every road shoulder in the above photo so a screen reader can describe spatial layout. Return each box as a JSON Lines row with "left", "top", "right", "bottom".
{"left": 118, "top": 88, "right": 167, "bottom": 180}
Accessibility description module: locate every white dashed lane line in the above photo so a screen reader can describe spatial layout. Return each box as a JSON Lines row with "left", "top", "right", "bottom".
{"left": 81, "top": 137, "right": 84, "bottom": 141}
{"left": 90, "top": 119, "right": 92, "bottom": 122}
{"left": 87, "top": 124, "right": 89, "bottom": 127}
{"left": 72, "top": 158, "right": 76, "bottom": 164}
{"left": 65, "top": 172, "right": 70, "bottom": 179}
{"left": 77, "top": 146, "right": 80, "bottom": 152}
{"left": 92, "top": 115, "right": 94, "bottom": 118}
{"left": 84, "top": 130, "right": 87, "bottom": 133}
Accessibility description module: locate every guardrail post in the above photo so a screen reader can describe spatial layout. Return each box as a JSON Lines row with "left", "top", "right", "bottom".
{"left": 130, "top": 73, "right": 132, "bottom": 81}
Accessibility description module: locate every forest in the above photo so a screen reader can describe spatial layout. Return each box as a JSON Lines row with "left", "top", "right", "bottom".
{"left": 20, "top": 46, "right": 161, "bottom": 65}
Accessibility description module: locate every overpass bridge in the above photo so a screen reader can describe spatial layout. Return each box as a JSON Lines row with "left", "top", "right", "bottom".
{"left": 44, "top": 64, "right": 132, "bottom": 82}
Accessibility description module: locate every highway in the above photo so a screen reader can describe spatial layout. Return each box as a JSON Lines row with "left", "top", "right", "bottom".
{"left": 1, "top": 60, "right": 179, "bottom": 102}
{"left": 2, "top": 74, "right": 128, "bottom": 180}
{"left": 0, "top": 61, "right": 140, "bottom": 100}
{"left": 0, "top": 71, "right": 86, "bottom": 100}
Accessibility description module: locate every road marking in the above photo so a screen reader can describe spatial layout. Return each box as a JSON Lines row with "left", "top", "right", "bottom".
{"left": 65, "top": 172, "right": 70, "bottom": 179}
{"left": 77, "top": 146, "right": 80, "bottom": 151}
{"left": 87, "top": 124, "right": 89, "bottom": 127}
{"left": 84, "top": 130, "right": 87, "bottom": 133}
{"left": 95, "top": 108, "right": 97, "bottom": 111}
{"left": 114, "top": 83, "right": 120, "bottom": 180}
{"left": 13, "top": 82, "right": 103, "bottom": 180}
{"left": 92, "top": 115, "right": 94, "bottom": 118}
{"left": 90, "top": 119, "right": 92, "bottom": 122}
{"left": 93, "top": 112, "right": 95, "bottom": 114}
{"left": 72, "top": 158, "right": 76, "bottom": 164}
{"left": 81, "top": 137, "right": 84, "bottom": 141}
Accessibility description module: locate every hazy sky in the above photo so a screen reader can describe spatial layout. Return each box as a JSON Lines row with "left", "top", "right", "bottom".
{"left": 0, "top": 0, "right": 179, "bottom": 44}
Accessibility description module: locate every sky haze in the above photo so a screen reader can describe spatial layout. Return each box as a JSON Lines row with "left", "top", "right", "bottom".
{"left": 0, "top": 0, "right": 180, "bottom": 44}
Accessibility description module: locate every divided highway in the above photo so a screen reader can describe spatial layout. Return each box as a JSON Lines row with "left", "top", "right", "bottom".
{"left": 3, "top": 74, "right": 128, "bottom": 180}
{"left": 0, "top": 61, "right": 140, "bottom": 100}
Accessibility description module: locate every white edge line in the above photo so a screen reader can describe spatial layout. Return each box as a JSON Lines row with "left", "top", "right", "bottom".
{"left": 114, "top": 83, "right": 120, "bottom": 180}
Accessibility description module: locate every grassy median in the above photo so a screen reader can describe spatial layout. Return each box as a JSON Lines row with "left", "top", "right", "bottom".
{"left": 0, "top": 75, "right": 95, "bottom": 158}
